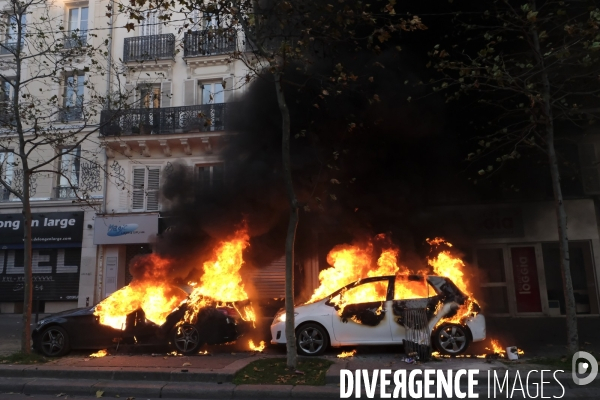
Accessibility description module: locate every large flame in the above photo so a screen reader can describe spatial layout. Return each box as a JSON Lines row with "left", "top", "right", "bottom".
{"left": 94, "top": 254, "right": 188, "bottom": 329}
{"left": 94, "top": 226, "right": 254, "bottom": 330}
{"left": 307, "top": 235, "right": 480, "bottom": 325}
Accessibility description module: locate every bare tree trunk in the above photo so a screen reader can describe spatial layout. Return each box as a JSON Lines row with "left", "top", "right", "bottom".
{"left": 20, "top": 173, "right": 32, "bottom": 354}
{"left": 530, "top": 10, "right": 579, "bottom": 354}
{"left": 274, "top": 72, "right": 298, "bottom": 369}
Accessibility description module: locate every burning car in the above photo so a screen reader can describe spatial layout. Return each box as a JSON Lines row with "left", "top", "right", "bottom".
{"left": 270, "top": 275, "right": 485, "bottom": 356}
{"left": 32, "top": 300, "right": 251, "bottom": 357}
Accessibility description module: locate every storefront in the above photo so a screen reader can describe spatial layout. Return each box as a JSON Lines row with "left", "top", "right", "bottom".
{"left": 93, "top": 213, "right": 159, "bottom": 299}
{"left": 421, "top": 199, "right": 600, "bottom": 317}
{"left": 0, "top": 211, "right": 87, "bottom": 313}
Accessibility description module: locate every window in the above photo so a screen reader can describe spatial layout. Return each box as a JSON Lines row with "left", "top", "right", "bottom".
{"left": 140, "top": 11, "right": 162, "bottom": 36}
{"left": 0, "top": 151, "right": 14, "bottom": 200}
{"left": 201, "top": 82, "right": 224, "bottom": 104}
{"left": 56, "top": 147, "right": 80, "bottom": 198}
{"left": 333, "top": 280, "right": 389, "bottom": 305}
{"left": 62, "top": 72, "right": 85, "bottom": 121}
{"left": 1, "top": 14, "right": 24, "bottom": 54}
{"left": 394, "top": 275, "right": 430, "bottom": 300}
{"left": 195, "top": 164, "right": 224, "bottom": 196}
{"left": 0, "top": 78, "right": 15, "bottom": 123}
{"left": 132, "top": 166, "right": 160, "bottom": 211}
{"left": 138, "top": 84, "right": 161, "bottom": 109}
{"left": 66, "top": 7, "right": 88, "bottom": 47}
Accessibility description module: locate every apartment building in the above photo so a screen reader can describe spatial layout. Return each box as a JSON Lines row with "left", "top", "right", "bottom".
{"left": 0, "top": 0, "right": 105, "bottom": 313}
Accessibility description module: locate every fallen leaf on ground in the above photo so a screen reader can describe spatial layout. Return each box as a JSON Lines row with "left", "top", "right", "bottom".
{"left": 182, "top": 362, "right": 192, "bottom": 367}
{"left": 295, "top": 370, "right": 305, "bottom": 375}
{"left": 96, "top": 391, "right": 104, "bottom": 398}
{"left": 126, "top": 397, "right": 135, "bottom": 400}
{"left": 115, "top": 395, "right": 120, "bottom": 398}
{"left": 56, "top": 394, "right": 66, "bottom": 397}
{"left": 253, "top": 367, "right": 264, "bottom": 372}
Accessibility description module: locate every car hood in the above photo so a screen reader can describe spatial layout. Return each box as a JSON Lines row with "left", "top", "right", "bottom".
{"left": 43, "top": 307, "right": 94, "bottom": 320}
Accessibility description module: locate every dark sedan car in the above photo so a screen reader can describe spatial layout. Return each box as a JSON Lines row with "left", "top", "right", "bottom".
{"left": 32, "top": 302, "right": 250, "bottom": 357}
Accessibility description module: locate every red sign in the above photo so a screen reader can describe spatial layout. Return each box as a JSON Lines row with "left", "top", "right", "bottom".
{"left": 511, "top": 247, "right": 542, "bottom": 313}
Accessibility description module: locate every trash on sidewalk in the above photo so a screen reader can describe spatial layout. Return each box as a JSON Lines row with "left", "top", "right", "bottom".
{"left": 506, "top": 346, "right": 519, "bottom": 360}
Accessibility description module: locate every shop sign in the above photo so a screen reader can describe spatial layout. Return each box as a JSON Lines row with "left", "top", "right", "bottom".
{"left": 94, "top": 214, "right": 158, "bottom": 245}
{"left": 511, "top": 246, "right": 542, "bottom": 312}
{"left": 469, "top": 208, "right": 524, "bottom": 238}
{"left": 0, "top": 248, "right": 81, "bottom": 302}
{"left": 0, "top": 212, "right": 84, "bottom": 248}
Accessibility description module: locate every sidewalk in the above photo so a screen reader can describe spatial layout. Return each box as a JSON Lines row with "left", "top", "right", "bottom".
{"left": 1, "top": 352, "right": 599, "bottom": 399}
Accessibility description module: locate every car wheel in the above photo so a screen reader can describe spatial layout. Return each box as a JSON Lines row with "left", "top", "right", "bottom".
{"left": 172, "top": 324, "right": 203, "bottom": 354}
{"left": 38, "top": 326, "right": 70, "bottom": 357}
{"left": 433, "top": 324, "right": 470, "bottom": 355}
{"left": 296, "top": 323, "right": 329, "bottom": 356}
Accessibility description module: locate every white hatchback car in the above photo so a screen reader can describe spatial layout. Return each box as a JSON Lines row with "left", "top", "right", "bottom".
{"left": 270, "top": 275, "right": 486, "bottom": 356}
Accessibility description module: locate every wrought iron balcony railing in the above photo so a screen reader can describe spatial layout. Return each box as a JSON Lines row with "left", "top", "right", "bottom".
{"left": 123, "top": 34, "right": 175, "bottom": 62}
{"left": 54, "top": 186, "right": 78, "bottom": 199}
{"left": 184, "top": 29, "right": 237, "bottom": 57}
{"left": 64, "top": 31, "right": 88, "bottom": 49}
{"left": 58, "top": 107, "right": 83, "bottom": 122}
{"left": 100, "top": 103, "right": 226, "bottom": 136}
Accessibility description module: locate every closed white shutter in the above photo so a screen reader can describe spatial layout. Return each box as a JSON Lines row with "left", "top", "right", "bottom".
{"left": 580, "top": 143, "right": 600, "bottom": 195}
{"left": 131, "top": 167, "right": 145, "bottom": 210}
{"left": 160, "top": 81, "right": 171, "bottom": 108}
{"left": 223, "top": 77, "right": 233, "bottom": 103}
{"left": 183, "top": 79, "right": 196, "bottom": 106}
{"left": 146, "top": 167, "right": 160, "bottom": 211}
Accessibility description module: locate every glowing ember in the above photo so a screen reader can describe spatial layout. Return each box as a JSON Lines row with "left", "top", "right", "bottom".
{"left": 337, "top": 350, "right": 357, "bottom": 358}
{"left": 89, "top": 349, "right": 108, "bottom": 358}
{"left": 249, "top": 339, "right": 266, "bottom": 352}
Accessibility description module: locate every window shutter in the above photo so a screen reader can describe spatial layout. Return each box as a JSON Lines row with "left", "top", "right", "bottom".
{"left": 580, "top": 143, "right": 600, "bottom": 194}
{"left": 183, "top": 79, "right": 196, "bottom": 106}
{"left": 124, "top": 83, "right": 135, "bottom": 105}
{"left": 132, "top": 167, "right": 145, "bottom": 210}
{"left": 160, "top": 81, "right": 171, "bottom": 108}
{"left": 223, "top": 77, "right": 233, "bottom": 103}
{"left": 146, "top": 167, "right": 160, "bottom": 211}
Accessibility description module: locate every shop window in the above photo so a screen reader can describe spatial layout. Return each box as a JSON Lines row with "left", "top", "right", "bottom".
{"left": 132, "top": 166, "right": 160, "bottom": 211}
{"left": 476, "top": 248, "right": 510, "bottom": 314}
{"left": 125, "top": 244, "right": 152, "bottom": 285}
{"left": 542, "top": 241, "right": 599, "bottom": 315}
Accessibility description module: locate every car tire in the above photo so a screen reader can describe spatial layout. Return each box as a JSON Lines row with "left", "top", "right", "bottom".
{"left": 172, "top": 324, "right": 203, "bottom": 354}
{"left": 38, "top": 326, "right": 70, "bottom": 357}
{"left": 432, "top": 323, "right": 470, "bottom": 355}
{"left": 296, "top": 323, "right": 329, "bottom": 356}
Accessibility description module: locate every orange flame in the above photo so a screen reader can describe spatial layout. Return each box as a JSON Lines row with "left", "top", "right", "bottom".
{"left": 249, "top": 339, "right": 266, "bottom": 352}
{"left": 94, "top": 255, "right": 188, "bottom": 330}
{"left": 485, "top": 339, "right": 506, "bottom": 354}
{"left": 337, "top": 349, "right": 357, "bottom": 358}
{"left": 89, "top": 349, "right": 108, "bottom": 358}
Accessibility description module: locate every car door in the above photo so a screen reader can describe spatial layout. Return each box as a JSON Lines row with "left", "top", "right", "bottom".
{"left": 330, "top": 277, "right": 394, "bottom": 344}
{"left": 389, "top": 275, "right": 440, "bottom": 343}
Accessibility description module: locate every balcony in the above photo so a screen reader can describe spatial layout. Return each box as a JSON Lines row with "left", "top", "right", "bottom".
{"left": 123, "top": 34, "right": 175, "bottom": 63}
{"left": 99, "top": 103, "right": 226, "bottom": 136}
{"left": 64, "top": 31, "right": 88, "bottom": 49}
{"left": 184, "top": 30, "right": 237, "bottom": 58}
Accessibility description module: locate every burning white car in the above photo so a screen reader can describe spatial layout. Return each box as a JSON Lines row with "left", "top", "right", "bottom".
{"left": 270, "top": 275, "right": 485, "bottom": 356}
